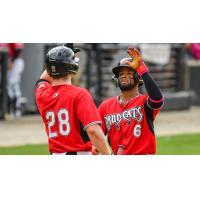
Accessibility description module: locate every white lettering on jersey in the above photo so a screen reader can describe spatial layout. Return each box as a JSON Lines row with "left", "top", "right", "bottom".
{"left": 104, "top": 113, "right": 122, "bottom": 130}
{"left": 122, "top": 106, "right": 143, "bottom": 122}
{"left": 104, "top": 106, "right": 143, "bottom": 130}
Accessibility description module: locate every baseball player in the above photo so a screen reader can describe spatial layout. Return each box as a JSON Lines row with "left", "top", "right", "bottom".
{"left": 35, "top": 45, "right": 111, "bottom": 155}
{"left": 98, "top": 48, "right": 164, "bottom": 155}
{"left": 7, "top": 44, "right": 25, "bottom": 118}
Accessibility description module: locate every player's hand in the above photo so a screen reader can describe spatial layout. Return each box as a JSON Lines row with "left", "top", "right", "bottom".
{"left": 127, "top": 48, "right": 143, "bottom": 70}
{"left": 92, "top": 145, "right": 99, "bottom": 155}
{"left": 127, "top": 48, "right": 149, "bottom": 76}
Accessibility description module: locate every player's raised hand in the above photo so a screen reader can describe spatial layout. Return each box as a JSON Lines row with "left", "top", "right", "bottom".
{"left": 127, "top": 48, "right": 143, "bottom": 70}
{"left": 127, "top": 48, "right": 149, "bottom": 76}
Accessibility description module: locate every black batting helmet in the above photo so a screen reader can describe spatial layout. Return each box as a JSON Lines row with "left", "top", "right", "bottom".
{"left": 112, "top": 58, "right": 143, "bottom": 87}
{"left": 45, "top": 46, "right": 79, "bottom": 76}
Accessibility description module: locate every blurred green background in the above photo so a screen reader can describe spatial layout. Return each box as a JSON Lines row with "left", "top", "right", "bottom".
{"left": 0, "top": 133, "right": 200, "bottom": 155}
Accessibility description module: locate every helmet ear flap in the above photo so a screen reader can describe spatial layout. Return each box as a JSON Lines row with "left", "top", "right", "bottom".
{"left": 112, "top": 75, "right": 119, "bottom": 87}
{"left": 134, "top": 71, "right": 140, "bottom": 82}
{"left": 134, "top": 71, "right": 144, "bottom": 86}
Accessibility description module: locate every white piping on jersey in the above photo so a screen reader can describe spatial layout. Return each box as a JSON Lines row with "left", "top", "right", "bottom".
{"left": 83, "top": 121, "right": 102, "bottom": 130}
{"left": 37, "top": 81, "right": 47, "bottom": 86}
{"left": 36, "top": 84, "right": 45, "bottom": 92}
{"left": 36, "top": 81, "right": 47, "bottom": 92}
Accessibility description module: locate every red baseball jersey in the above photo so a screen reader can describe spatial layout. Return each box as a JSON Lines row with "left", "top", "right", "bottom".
{"left": 98, "top": 95, "right": 161, "bottom": 155}
{"left": 35, "top": 81, "right": 101, "bottom": 153}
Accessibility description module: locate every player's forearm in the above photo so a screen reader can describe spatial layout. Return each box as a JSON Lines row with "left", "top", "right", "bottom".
{"left": 142, "top": 72, "right": 163, "bottom": 100}
{"left": 87, "top": 126, "right": 111, "bottom": 155}
{"left": 90, "top": 136, "right": 111, "bottom": 155}
{"left": 40, "top": 70, "right": 53, "bottom": 83}
{"left": 142, "top": 72, "right": 164, "bottom": 108}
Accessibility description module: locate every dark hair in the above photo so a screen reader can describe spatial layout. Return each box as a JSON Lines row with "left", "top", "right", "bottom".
{"left": 49, "top": 72, "right": 73, "bottom": 79}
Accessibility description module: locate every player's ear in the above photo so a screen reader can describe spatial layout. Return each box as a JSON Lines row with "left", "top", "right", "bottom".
{"left": 112, "top": 75, "right": 119, "bottom": 87}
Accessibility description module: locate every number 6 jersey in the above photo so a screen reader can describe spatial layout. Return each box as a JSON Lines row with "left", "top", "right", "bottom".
{"left": 35, "top": 80, "right": 101, "bottom": 153}
{"left": 98, "top": 95, "right": 162, "bottom": 155}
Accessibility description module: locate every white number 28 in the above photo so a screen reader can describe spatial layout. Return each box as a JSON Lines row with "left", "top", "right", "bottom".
{"left": 46, "top": 109, "right": 70, "bottom": 138}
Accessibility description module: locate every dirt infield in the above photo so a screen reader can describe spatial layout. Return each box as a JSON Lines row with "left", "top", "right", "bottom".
{"left": 0, "top": 116, "right": 46, "bottom": 146}
{"left": 0, "top": 106, "right": 200, "bottom": 146}
{"left": 155, "top": 106, "right": 200, "bottom": 136}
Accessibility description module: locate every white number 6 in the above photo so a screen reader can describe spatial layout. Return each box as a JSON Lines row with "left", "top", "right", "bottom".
{"left": 133, "top": 124, "right": 141, "bottom": 138}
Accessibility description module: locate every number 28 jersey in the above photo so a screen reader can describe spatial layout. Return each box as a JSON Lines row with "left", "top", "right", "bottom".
{"left": 35, "top": 81, "right": 101, "bottom": 153}
{"left": 98, "top": 95, "right": 161, "bottom": 155}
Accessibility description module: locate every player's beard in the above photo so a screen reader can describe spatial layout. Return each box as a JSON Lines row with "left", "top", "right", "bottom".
{"left": 119, "top": 78, "right": 137, "bottom": 91}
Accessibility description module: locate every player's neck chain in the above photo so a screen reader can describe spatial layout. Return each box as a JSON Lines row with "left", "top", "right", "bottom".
{"left": 118, "top": 93, "right": 141, "bottom": 105}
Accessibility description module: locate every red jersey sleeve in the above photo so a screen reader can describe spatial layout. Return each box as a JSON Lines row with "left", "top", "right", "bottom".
{"left": 35, "top": 80, "right": 51, "bottom": 113}
{"left": 76, "top": 88, "right": 101, "bottom": 130}
{"left": 98, "top": 103, "right": 107, "bottom": 134}
{"left": 35, "top": 80, "right": 51, "bottom": 95}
